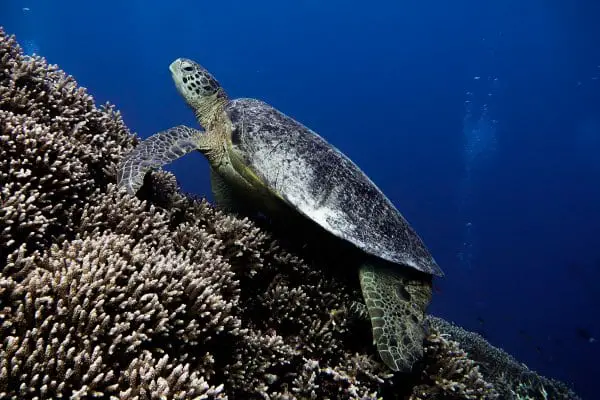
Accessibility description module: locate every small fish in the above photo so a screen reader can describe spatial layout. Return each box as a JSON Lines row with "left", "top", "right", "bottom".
{"left": 535, "top": 346, "right": 543, "bottom": 354}
{"left": 576, "top": 327, "right": 596, "bottom": 343}
{"left": 518, "top": 329, "right": 533, "bottom": 341}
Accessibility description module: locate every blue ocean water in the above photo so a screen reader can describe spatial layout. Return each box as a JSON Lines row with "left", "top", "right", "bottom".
{"left": 2, "top": 0, "right": 599, "bottom": 397}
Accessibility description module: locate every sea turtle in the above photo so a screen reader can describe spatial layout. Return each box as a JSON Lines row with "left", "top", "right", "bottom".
{"left": 117, "top": 58, "right": 444, "bottom": 372}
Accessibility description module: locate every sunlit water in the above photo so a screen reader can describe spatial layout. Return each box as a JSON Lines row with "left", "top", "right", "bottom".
{"left": 458, "top": 75, "right": 499, "bottom": 269}
{"left": 20, "top": 6, "right": 39, "bottom": 55}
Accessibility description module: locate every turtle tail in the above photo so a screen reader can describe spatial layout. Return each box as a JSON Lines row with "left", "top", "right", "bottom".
{"left": 358, "top": 262, "right": 433, "bottom": 372}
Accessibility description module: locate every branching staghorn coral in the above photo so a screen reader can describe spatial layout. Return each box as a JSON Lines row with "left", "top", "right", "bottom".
{"left": 1, "top": 231, "right": 229, "bottom": 399}
{"left": 410, "top": 328, "right": 498, "bottom": 399}
{"left": 0, "top": 27, "right": 582, "bottom": 399}
{"left": 0, "top": 28, "right": 136, "bottom": 272}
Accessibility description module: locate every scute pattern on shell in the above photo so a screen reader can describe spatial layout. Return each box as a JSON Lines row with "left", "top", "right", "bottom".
{"left": 226, "top": 98, "right": 443, "bottom": 276}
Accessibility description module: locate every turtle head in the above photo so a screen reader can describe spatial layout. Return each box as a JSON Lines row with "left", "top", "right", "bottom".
{"left": 169, "top": 58, "right": 228, "bottom": 128}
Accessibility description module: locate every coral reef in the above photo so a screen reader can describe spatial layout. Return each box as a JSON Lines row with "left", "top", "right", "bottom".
{"left": 0, "top": 27, "right": 581, "bottom": 399}
{"left": 425, "top": 318, "right": 579, "bottom": 400}
{"left": 410, "top": 327, "right": 498, "bottom": 399}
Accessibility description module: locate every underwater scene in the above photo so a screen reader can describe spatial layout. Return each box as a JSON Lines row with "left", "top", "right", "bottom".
{"left": 0, "top": 1, "right": 598, "bottom": 399}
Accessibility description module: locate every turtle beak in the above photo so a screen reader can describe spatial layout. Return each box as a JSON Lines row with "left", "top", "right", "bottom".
{"left": 169, "top": 59, "right": 187, "bottom": 101}
{"left": 169, "top": 59, "right": 181, "bottom": 75}
{"left": 169, "top": 59, "right": 188, "bottom": 89}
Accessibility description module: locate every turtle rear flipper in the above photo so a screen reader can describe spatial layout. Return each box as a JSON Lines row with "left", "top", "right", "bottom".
{"left": 359, "top": 262, "right": 432, "bottom": 372}
{"left": 117, "top": 125, "right": 205, "bottom": 194}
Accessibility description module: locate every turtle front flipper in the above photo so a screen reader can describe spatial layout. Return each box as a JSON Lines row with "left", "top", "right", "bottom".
{"left": 358, "top": 262, "right": 433, "bottom": 372}
{"left": 209, "top": 168, "right": 257, "bottom": 216}
{"left": 117, "top": 125, "right": 205, "bottom": 194}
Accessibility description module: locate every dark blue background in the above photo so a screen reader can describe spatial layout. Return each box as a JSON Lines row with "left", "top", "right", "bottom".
{"left": 2, "top": 1, "right": 599, "bottom": 398}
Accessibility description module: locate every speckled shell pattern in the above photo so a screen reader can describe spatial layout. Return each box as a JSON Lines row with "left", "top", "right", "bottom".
{"left": 225, "top": 98, "right": 443, "bottom": 277}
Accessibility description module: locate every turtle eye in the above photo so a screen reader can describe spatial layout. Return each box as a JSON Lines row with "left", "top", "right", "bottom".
{"left": 183, "top": 65, "right": 194, "bottom": 72}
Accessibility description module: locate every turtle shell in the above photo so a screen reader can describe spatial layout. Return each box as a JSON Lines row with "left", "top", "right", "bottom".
{"left": 225, "top": 98, "right": 443, "bottom": 277}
